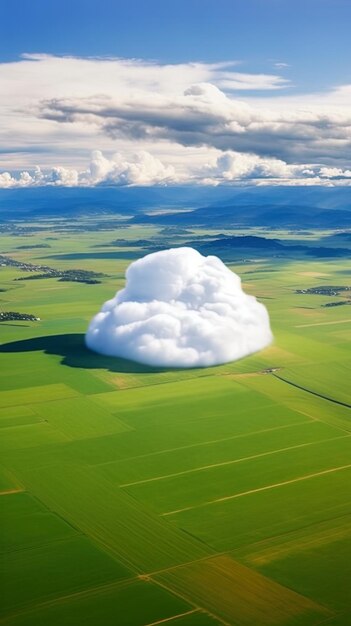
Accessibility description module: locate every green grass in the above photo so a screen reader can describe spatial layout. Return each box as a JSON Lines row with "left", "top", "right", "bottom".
{"left": 124, "top": 435, "right": 351, "bottom": 515}
{"left": 233, "top": 516, "right": 351, "bottom": 611}
{"left": 33, "top": 397, "right": 130, "bottom": 439}
{"left": 167, "top": 613, "right": 222, "bottom": 625}
{"left": 156, "top": 555, "right": 329, "bottom": 626}
{"left": 1, "top": 536, "right": 131, "bottom": 618}
{"left": 279, "top": 361, "right": 351, "bottom": 405}
{"left": 99, "top": 419, "right": 329, "bottom": 486}
{"left": 0, "top": 492, "right": 77, "bottom": 553}
{"left": 0, "top": 466, "right": 22, "bottom": 491}
{"left": 0, "top": 421, "right": 70, "bottom": 451}
{"left": 3, "top": 580, "right": 191, "bottom": 626}
{"left": 168, "top": 466, "right": 351, "bottom": 553}
{"left": 13, "top": 464, "right": 209, "bottom": 572}
{"left": 1, "top": 220, "right": 350, "bottom": 625}
{"left": 0, "top": 383, "right": 78, "bottom": 407}
{"left": 0, "top": 406, "right": 36, "bottom": 420}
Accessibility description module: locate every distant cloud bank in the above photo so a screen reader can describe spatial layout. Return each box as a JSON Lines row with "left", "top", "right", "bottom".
{"left": 0, "top": 54, "right": 350, "bottom": 187}
{"left": 85, "top": 247, "right": 273, "bottom": 368}
{"left": 0, "top": 151, "right": 177, "bottom": 188}
{"left": 1, "top": 149, "right": 350, "bottom": 189}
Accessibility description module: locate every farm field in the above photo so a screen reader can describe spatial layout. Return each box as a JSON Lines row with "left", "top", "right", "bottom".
{"left": 0, "top": 218, "right": 350, "bottom": 626}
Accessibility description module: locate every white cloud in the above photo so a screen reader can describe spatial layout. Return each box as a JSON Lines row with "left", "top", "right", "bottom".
{"left": 0, "top": 166, "right": 43, "bottom": 188}
{"left": 86, "top": 150, "right": 177, "bottom": 185}
{"left": 2, "top": 148, "right": 351, "bottom": 188}
{"left": 191, "top": 150, "right": 351, "bottom": 186}
{"left": 0, "top": 54, "right": 287, "bottom": 169}
{"left": 0, "top": 150, "right": 178, "bottom": 188}
{"left": 39, "top": 79, "right": 351, "bottom": 165}
{"left": 85, "top": 247, "right": 273, "bottom": 368}
{"left": 0, "top": 165, "right": 79, "bottom": 188}
{"left": 204, "top": 151, "right": 301, "bottom": 182}
{"left": 0, "top": 53, "right": 350, "bottom": 186}
{"left": 319, "top": 166, "right": 351, "bottom": 179}
{"left": 214, "top": 72, "right": 289, "bottom": 91}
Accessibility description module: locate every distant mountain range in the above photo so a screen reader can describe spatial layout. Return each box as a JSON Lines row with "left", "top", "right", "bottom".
{"left": 185, "top": 235, "right": 350, "bottom": 260}
{"left": 94, "top": 232, "right": 351, "bottom": 261}
{"left": 133, "top": 203, "right": 351, "bottom": 229}
{"left": 0, "top": 185, "right": 350, "bottom": 229}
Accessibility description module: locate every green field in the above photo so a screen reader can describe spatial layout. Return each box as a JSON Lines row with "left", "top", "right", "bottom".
{"left": 0, "top": 219, "right": 350, "bottom": 625}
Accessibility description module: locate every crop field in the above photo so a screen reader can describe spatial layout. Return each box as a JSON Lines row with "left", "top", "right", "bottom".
{"left": 0, "top": 219, "right": 350, "bottom": 625}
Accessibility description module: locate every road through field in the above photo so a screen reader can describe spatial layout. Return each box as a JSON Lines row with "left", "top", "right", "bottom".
{"left": 273, "top": 374, "right": 351, "bottom": 409}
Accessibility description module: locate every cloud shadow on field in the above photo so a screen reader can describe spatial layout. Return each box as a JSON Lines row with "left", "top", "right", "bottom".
{"left": 0, "top": 333, "right": 167, "bottom": 374}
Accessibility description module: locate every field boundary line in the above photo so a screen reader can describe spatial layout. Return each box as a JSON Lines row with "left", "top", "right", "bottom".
{"left": 295, "top": 319, "right": 351, "bottom": 328}
{"left": 0, "top": 488, "right": 24, "bottom": 496}
{"left": 230, "top": 511, "right": 351, "bottom": 564}
{"left": 93, "top": 370, "right": 231, "bottom": 393}
{"left": 0, "top": 576, "right": 138, "bottom": 622}
{"left": 294, "top": 408, "right": 350, "bottom": 435}
{"left": 151, "top": 578, "right": 230, "bottom": 626}
{"left": 162, "top": 463, "right": 351, "bottom": 516}
{"left": 96, "top": 419, "right": 310, "bottom": 468}
{"left": 273, "top": 374, "right": 351, "bottom": 409}
{"left": 144, "top": 609, "right": 199, "bottom": 626}
{"left": 141, "top": 553, "right": 227, "bottom": 579}
{"left": 0, "top": 386, "right": 81, "bottom": 410}
{"left": 0, "top": 532, "right": 89, "bottom": 556}
{"left": 121, "top": 434, "right": 349, "bottom": 487}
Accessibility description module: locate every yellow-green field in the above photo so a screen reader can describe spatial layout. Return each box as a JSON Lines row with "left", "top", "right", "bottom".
{"left": 0, "top": 220, "right": 350, "bottom": 625}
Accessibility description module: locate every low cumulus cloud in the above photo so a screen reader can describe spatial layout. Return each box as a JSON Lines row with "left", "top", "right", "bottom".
{"left": 0, "top": 165, "right": 78, "bottom": 188}
{"left": 85, "top": 247, "right": 273, "bottom": 368}
{"left": 203, "top": 150, "right": 304, "bottom": 184}
{"left": 2, "top": 148, "right": 350, "bottom": 188}
{"left": 87, "top": 150, "right": 177, "bottom": 185}
{"left": 0, "top": 150, "right": 177, "bottom": 188}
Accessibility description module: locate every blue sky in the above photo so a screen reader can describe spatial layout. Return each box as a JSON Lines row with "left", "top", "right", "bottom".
{"left": 1, "top": 0, "right": 350, "bottom": 91}
{"left": 0, "top": 0, "right": 350, "bottom": 187}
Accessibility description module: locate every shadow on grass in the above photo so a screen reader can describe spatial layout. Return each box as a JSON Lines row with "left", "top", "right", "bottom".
{"left": 0, "top": 333, "right": 167, "bottom": 374}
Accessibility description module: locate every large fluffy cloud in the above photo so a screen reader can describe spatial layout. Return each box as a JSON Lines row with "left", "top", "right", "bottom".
{"left": 85, "top": 247, "right": 273, "bottom": 368}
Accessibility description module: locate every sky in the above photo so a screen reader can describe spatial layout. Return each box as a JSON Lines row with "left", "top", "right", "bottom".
{"left": 0, "top": 0, "right": 350, "bottom": 188}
